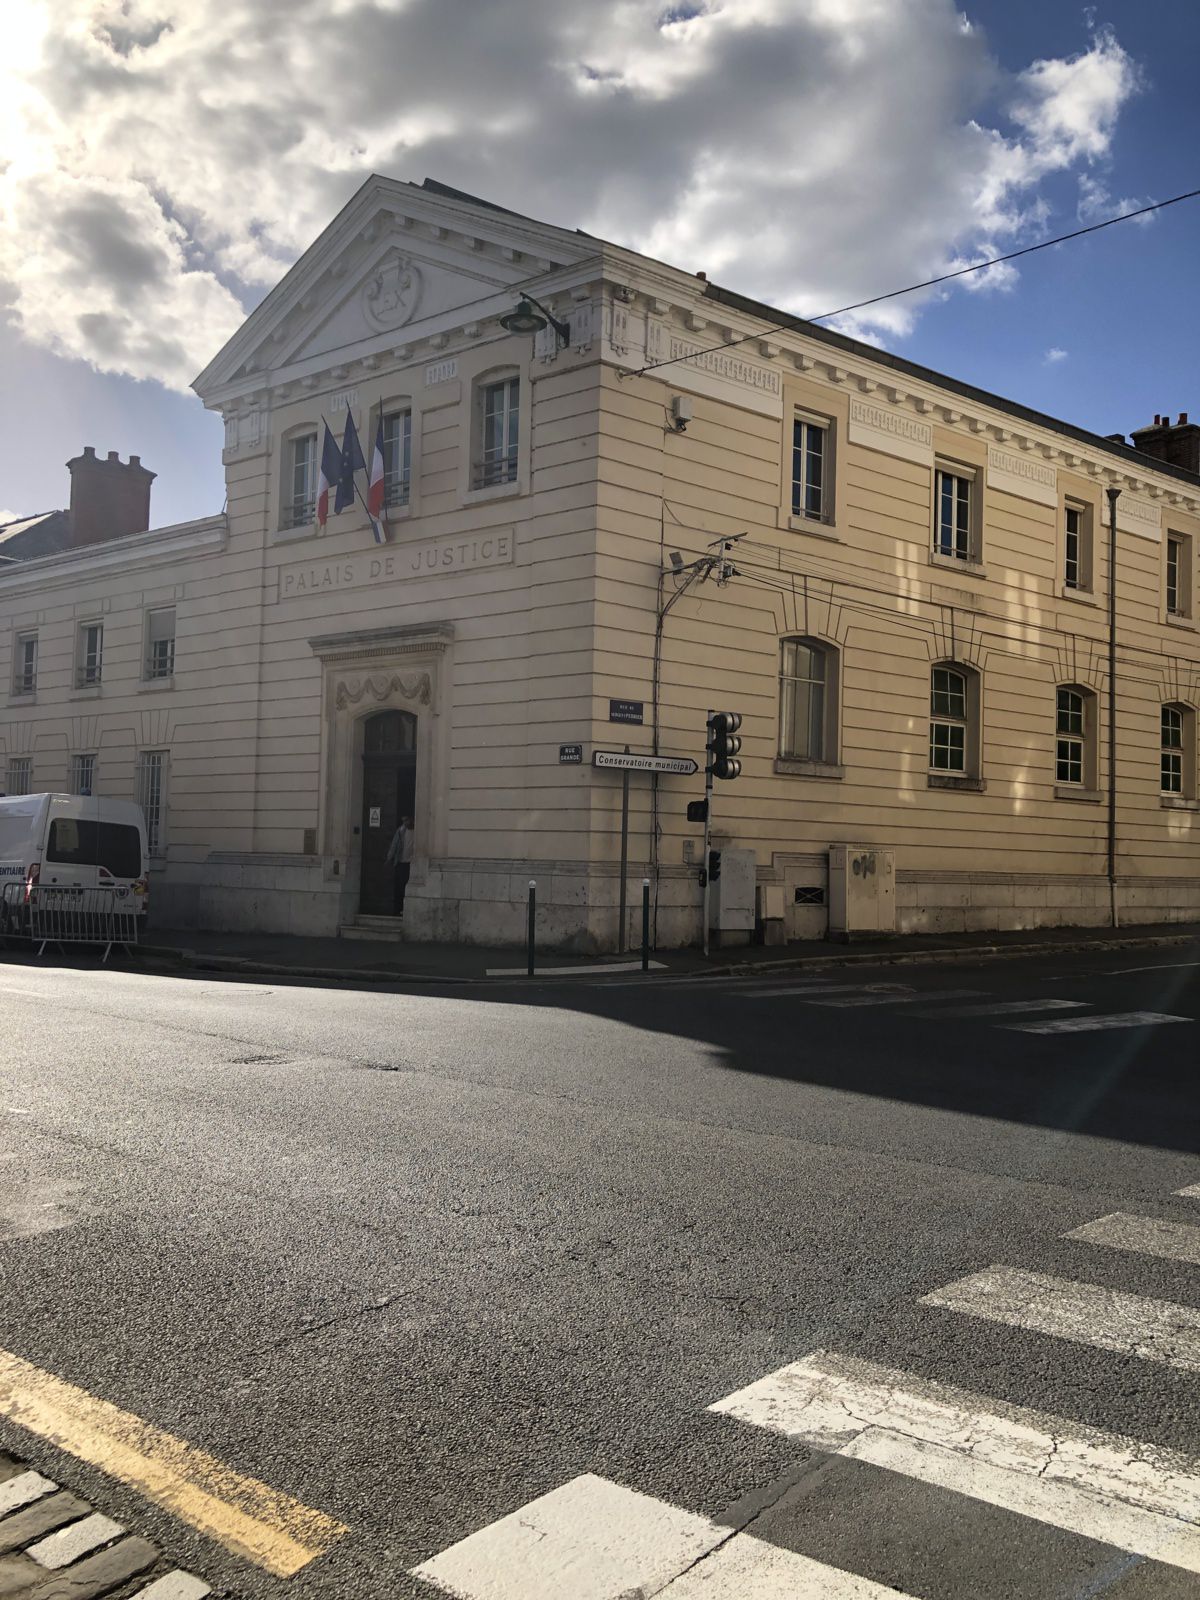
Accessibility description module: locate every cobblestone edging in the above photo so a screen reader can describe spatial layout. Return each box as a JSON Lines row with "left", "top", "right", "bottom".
{"left": 0, "top": 1450, "right": 220, "bottom": 1600}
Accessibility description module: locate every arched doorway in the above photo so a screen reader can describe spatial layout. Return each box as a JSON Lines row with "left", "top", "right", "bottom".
{"left": 359, "top": 710, "right": 417, "bottom": 914}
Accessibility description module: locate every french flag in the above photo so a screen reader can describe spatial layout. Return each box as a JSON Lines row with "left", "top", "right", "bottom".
{"left": 316, "top": 422, "right": 341, "bottom": 529}
{"left": 366, "top": 416, "right": 388, "bottom": 544}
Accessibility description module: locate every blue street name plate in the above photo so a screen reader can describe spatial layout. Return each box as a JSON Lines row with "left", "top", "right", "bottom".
{"left": 559, "top": 744, "right": 584, "bottom": 764}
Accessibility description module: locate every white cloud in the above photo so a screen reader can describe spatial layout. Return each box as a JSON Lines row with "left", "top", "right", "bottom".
{"left": 0, "top": 1, "right": 1142, "bottom": 390}
{"left": 1044, "top": 347, "right": 1068, "bottom": 364}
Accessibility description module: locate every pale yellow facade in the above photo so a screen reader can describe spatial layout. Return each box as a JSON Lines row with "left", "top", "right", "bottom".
{"left": 2, "top": 176, "right": 1199, "bottom": 948}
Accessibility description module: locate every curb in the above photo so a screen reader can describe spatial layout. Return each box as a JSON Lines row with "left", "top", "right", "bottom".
{"left": 135, "top": 925, "right": 1200, "bottom": 987}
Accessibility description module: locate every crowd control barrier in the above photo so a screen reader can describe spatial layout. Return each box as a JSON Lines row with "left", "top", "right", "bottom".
{"left": 1, "top": 881, "right": 141, "bottom": 960}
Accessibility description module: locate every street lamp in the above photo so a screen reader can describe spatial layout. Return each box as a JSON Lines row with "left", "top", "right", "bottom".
{"left": 499, "top": 295, "right": 571, "bottom": 348}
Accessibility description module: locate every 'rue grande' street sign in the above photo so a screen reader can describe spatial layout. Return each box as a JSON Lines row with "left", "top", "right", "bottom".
{"left": 593, "top": 750, "right": 698, "bottom": 775}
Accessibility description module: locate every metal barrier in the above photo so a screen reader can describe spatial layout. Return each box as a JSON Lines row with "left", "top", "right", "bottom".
{"left": 1, "top": 881, "right": 140, "bottom": 959}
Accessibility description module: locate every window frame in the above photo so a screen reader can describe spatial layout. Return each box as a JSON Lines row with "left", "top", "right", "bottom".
{"left": 777, "top": 637, "right": 839, "bottom": 768}
{"left": 381, "top": 406, "right": 413, "bottom": 509}
{"left": 472, "top": 373, "right": 521, "bottom": 491}
{"left": 928, "top": 661, "right": 982, "bottom": 784}
{"left": 790, "top": 408, "right": 832, "bottom": 524}
{"left": 932, "top": 461, "right": 979, "bottom": 565}
{"left": 4, "top": 756, "right": 32, "bottom": 796}
{"left": 1161, "top": 702, "right": 1195, "bottom": 798}
{"left": 143, "top": 606, "right": 176, "bottom": 681}
{"left": 12, "top": 631, "right": 37, "bottom": 696}
{"left": 137, "top": 750, "right": 168, "bottom": 857}
{"left": 1054, "top": 684, "right": 1098, "bottom": 792}
{"left": 75, "top": 621, "right": 103, "bottom": 689}
{"left": 1063, "top": 500, "right": 1093, "bottom": 594}
{"left": 70, "top": 752, "right": 97, "bottom": 797}
{"left": 282, "top": 430, "right": 318, "bottom": 530}
{"left": 1166, "top": 531, "right": 1193, "bottom": 620}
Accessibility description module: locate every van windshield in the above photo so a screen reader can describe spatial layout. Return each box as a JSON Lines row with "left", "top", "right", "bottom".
{"left": 46, "top": 819, "right": 142, "bottom": 879}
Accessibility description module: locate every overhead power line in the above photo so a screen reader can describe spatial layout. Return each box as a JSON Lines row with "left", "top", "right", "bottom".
{"left": 623, "top": 185, "right": 1200, "bottom": 381}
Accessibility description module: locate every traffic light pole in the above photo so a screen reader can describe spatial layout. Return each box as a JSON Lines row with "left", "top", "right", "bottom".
{"left": 702, "top": 707, "right": 714, "bottom": 958}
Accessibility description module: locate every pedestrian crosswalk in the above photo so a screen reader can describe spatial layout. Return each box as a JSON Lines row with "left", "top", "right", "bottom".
{"left": 412, "top": 1169, "right": 1200, "bottom": 1598}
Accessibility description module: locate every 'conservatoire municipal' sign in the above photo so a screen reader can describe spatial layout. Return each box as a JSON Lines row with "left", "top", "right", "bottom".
{"left": 593, "top": 751, "right": 698, "bottom": 775}
{"left": 276, "top": 530, "right": 514, "bottom": 600}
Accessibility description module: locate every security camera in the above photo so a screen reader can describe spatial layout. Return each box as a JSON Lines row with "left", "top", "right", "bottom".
{"left": 670, "top": 394, "right": 693, "bottom": 433}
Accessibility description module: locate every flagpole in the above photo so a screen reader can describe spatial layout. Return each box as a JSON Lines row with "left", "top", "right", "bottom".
{"left": 319, "top": 411, "right": 388, "bottom": 541}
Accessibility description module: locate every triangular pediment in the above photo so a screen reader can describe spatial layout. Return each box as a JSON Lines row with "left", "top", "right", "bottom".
{"left": 193, "top": 176, "right": 599, "bottom": 402}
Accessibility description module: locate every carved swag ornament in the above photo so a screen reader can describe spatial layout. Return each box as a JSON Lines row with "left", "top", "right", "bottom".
{"left": 336, "top": 672, "right": 432, "bottom": 711}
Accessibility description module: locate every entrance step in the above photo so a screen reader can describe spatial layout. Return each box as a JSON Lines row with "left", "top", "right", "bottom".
{"left": 339, "top": 917, "right": 408, "bottom": 943}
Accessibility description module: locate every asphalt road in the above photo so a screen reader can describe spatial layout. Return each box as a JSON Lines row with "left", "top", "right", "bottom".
{"left": 2, "top": 944, "right": 1200, "bottom": 1597}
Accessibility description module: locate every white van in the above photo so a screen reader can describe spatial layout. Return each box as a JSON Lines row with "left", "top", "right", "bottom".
{"left": 0, "top": 794, "right": 149, "bottom": 934}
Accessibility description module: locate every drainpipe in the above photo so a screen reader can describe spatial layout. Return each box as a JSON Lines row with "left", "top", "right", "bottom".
{"left": 1106, "top": 485, "right": 1121, "bottom": 929}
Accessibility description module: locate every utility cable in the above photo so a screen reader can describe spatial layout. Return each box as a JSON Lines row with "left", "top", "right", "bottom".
{"left": 622, "top": 186, "right": 1200, "bottom": 381}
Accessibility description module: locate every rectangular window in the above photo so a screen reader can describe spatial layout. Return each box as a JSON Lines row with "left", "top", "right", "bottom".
{"left": 70, "top": 753, "right": 97, "bottom": 796}
{"left": 5, "top": 757, "right": 31, "bottom": 796}
{"left": 476, "top": 377, "right": 519, "bottom": 488}
{"left": 779, "top": 641, "right": 827, "bottom": 760}
{"left": 934, "top": 467, "right": 973, "bottom": 561}
{"left": 1064, "top": 506, "right": 1082, "bottom": 590}
{"left": 1167, "top": 535, "right": 1183, "bottom": 616}
{"left": 286, "top": 433, "right": 317, "bottom": 528}
{"left": 145, "top": 607, "right": 176, "bottom": 680}
{"left": 1056, "top": 688, "right": 1085, "bottom": 784}
{"left": 1162, "top": 705, "right": 1185, "bottom": 794}
{"left": 13, "top": 632, "right": 37, "bottom": 695}
{"left": 47, "top": 818, "right": 141, "bottom": 878}
{"left": 791, "top": 414, "right": 827, "bottom": 520}
{"left": 76, "top": 622, "right": 103, "bottom": 687}
{"left": 137, "top": 751, "right": 167, "bottom": 855}
{"left": 929, "top": 665, "right": 968, "bottom": 772}
{"left": 382, "top": 409, "right": 412, "bottom": 507}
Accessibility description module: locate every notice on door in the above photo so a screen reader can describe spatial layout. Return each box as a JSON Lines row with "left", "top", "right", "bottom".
{"left": 369, "top": 807, "right": 381, "bottom": 828}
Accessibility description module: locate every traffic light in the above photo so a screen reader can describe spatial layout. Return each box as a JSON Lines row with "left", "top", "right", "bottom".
{"left": 706, "top": 711, "right": 742, "bottom": 781}
{"left": 686, "top": 799, "right": 709, "bottom": 823}
{"left": 708, "top": 848, "right": 722, "bottom": 883}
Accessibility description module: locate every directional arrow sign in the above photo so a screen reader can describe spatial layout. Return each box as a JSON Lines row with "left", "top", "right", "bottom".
{"left": 592, "top": 751, "right": 699, "bottom": 775}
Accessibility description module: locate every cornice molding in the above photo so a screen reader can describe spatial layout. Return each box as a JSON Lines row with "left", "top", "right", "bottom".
{"left": 0, "top": 516, "right": 227, "bottom": 596}
{"left": 308, "top": 621, "right": 455, "bottom": 664}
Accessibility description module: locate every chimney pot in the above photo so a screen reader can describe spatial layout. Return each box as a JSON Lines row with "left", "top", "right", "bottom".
{"left": 1181, "top": 414, "right": 1189, "bottom": 426}
{"left": 129, "top": 454, "right": 140, "bottom": 467}
{"left": 82, "top": 445, "right": 96, "bottom": 459}
{"left": 107, "top": 450, "right": 119, "bottom": 462}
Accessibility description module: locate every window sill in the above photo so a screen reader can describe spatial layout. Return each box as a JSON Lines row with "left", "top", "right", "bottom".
{"left": 929, "top": 551, "right": 986, "bottom": 578}
{"left": 6, "top": 693, "right": 36, "bottom": 707}
{"left": 70, "top": 685, "right": 104, "bottom": 700}
{"left": 927, "top": 773, "right": 985, "bottom": 792}
{"left": 463, "top": 479, "right": 523, "bottom": 507}
{"left": 1055, "top": 784, "right": 1101, "bottom": 803}
{"left": 786, "top": 513, "right": 840, "bottom": 542}
{"left": 138, "top": 676, "right": 175, "bottom": 694}
{"left": 1165, "top": 612, "right": 1198, "bottom": 631}
{"left": 1161, "top": 795, "right": 1200, "bottom": 811}
{"left": 272, "top": 523, "right": 318, "bottom": 546}
{"left": 1060, "top": 584, "right": 1098, "bottom": 606}
{"left": 774, "top": 757, "right": 844, "bottom": 779}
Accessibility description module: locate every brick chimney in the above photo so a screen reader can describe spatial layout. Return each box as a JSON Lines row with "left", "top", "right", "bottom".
{"left": 65, "top": 447, "right": 155, "bottom": 548}
{"left": 1128, "top": 413, "right": 1200, "bottom": 476}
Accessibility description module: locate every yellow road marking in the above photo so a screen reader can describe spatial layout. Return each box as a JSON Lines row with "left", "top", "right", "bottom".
{"left": 0, "top": 1347, "right": 347, "bottom": 1576}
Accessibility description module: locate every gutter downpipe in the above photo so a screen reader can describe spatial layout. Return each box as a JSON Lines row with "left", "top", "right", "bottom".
{"left": 1107, "top": 485, "right": 1121, "bottom": 929}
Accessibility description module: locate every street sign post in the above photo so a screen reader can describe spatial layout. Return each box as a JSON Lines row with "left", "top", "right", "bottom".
{"left": 592, "top": 751, "right": 698, "bottom": 775}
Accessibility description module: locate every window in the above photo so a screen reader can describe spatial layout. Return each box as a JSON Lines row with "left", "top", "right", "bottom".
{"left": 285, "top": 432, "right": 317, "bottom": 528}
{"left": 1161, "top": 704, "right": 1194, "bottom": 796}
{"left": 145, "top": 607, "right": 176, "bottom": 680}
{"left": 1064, "top": 503, "right": 1092, "bottom": 592}
{"left": 934, "top": 465, "right": 974, "bottom": 562}
{"left": 70, "top": 753, "right": 96, "bottom": 796}
{"left": 382, "top": 409, "right": 412, "bottom": 507}
{"left": 474, "top": 376, "right": 519, "bottom": 488}
{"left": 1055, "top": 686, "right": 1097, "bottom": 789}
{"left": 13, "top": 632, "right": 37, "bottom": 695}
{"left": 1166, "top": 532, "right": 1192, "bottom": 618}
{"left": 930, "top": 665, "right": 968, "bottom": 771}
{"left": 5, "top": 757, "right": 31, "bottom": 796}
{"left": 137, "top": 751, "right": 167, "bottom": 855}
{"left": 76, "top": 622, "right": 103, "bottom": 687}
{"left": 791, "top": 413, "right": 828, "bottom": 521}
{"left": 779, "top": 639, "right": 836, "bottom": 762}
{"left": 47, "top": 818, "right": 141, "bottom": 878}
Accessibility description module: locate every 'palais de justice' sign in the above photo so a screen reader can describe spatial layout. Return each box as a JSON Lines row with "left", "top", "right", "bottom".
{"left": 276, "top": 530, "right": 514, "bottom": 600}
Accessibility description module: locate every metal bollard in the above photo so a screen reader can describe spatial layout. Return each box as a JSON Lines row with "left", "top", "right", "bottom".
{"left": 527, "top": 879, "right": 536, "bottom": 977}
{"left": 641, "top": 878, "right": 651, "bottom": 972}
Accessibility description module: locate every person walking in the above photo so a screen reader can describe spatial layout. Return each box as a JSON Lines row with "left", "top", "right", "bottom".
{"left": 385, "top": 814, "right": 413, "bottom": 917}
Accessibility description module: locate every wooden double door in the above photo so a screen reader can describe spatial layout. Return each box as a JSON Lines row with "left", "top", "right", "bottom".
{"left": 359, "top": 710, "right": 417, "bottom": 915}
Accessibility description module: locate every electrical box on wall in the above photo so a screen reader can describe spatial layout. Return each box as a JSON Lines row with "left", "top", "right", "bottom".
{"left": 710, "top": 847, "right": 756, "bottom": 934}
{"left": 828, "top": 845, "right": 896, "bottom": 938}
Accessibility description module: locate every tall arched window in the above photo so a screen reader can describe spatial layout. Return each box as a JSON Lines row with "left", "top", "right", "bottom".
{"left": 929, "top": 662, "right": 981, "bottom": 780}
{"left": 778, "top": 639, "right": 838, "bottom": 764}
{"left": 1162, "top": 703, "right": 1195, "bottom": 797}
{"left": 1055, "top": 685, "right": 1098, "bottom": 791}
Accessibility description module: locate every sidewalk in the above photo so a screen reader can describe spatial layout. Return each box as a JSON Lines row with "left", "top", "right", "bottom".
{"left": 137, "top": 918, "right": 1200, "bottom": 986}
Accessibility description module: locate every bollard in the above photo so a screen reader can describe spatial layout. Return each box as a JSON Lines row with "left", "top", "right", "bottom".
{"left": 527, "top": 879, "right": 536, "bottom": 977}
{"left": 641, "top": 878, "right": 651, "bottom": 972}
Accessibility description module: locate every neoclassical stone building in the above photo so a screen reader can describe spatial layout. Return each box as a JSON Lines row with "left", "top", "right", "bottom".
{"left": 2, "top": 175, "right": 1199, "bottom": 948}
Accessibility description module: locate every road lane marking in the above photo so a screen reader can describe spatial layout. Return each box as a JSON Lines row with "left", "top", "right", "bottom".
{"left": 412, "top": 1473, "right": 725, "bottom": 1598}
{"left": 0, "top": 1346, "right": 347, "bottom": 1576}
{"left": 412, "top": 1472, "right": 921, "bottom": 1600}
{"left": 806, "top": 989, "right": 983, "bottom": 1008}
{"left": 921, "top": 1267, "right": 1200, "bottom": 1373}
{"left": 1068, "top": 1212, "right": 1200, "bottom": 1267}
{"left": 1004, "top": 1011, "right": 1190, "bottom": 1034}
{"left": 28, "top": 1511, "right": 124, "bottom": 1568}
{"left": 1178, "top": 1184, "right": 1200, "bottom": 1199}
{"left": 1109, "top": 962, "right": 1200, "bottom": 975}
{"left": 734, "top": 984, "right": 881, "bottom": 999}
{"left": 0, "top": 1469, "right": 56, "bottom": 1516}
{"left": 710, "top": 1348, "right": 1200, "bottom": 1572}
{"left": 912, "top": 998, "right": 1088, "bottom": 1019}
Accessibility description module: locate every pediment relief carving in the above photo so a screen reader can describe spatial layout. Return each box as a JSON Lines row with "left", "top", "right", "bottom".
{"left": 362, "top": 249, "right": 423, "bottom": 332}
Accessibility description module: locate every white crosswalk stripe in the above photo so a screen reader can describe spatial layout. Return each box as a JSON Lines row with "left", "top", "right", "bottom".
{"left": 912, "top": 998, "right": 1089, "bottom": 1018}
{"left": 1068, "top": 1211, "right": 1200, "bottom": 1267}
{"left": 805, "top": 988, "right": 983, "bottom": 1008}
{"left": 921, "top": 1265, "right": 1200, "bottom": 1372}
{"left": 711, "top": 1347, "right": 1200, "bottom": 1572}
{"left": 412, "top": 1472, "right": 921, "bottom": 1599}
{"left": 1004, "top": 1010, "right": 1190, "bottom": 1034}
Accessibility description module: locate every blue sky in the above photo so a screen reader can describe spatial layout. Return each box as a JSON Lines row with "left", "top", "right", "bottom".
{"left": 1, "top": 1, "right": 1196, "bottom": 529}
